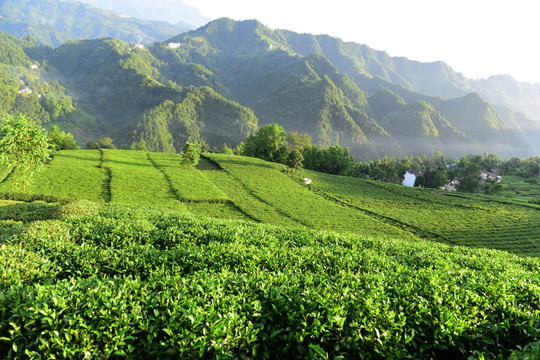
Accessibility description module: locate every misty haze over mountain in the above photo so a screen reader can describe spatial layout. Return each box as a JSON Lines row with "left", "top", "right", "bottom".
{"left": 76, "top": 0, "right": 211, "bottom": 27}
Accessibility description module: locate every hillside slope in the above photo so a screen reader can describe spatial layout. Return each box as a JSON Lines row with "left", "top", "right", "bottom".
{"left": 1, "top": 150, "right": 539, "bottom": 358}
{"left": 1, "top": 150, "right": 538, "bottom": 257}
{"left": 1, "top": 198, "right": 538, "bottom": 359}
{"left": 277, "top": 28, "right": 540, "bottom": 122}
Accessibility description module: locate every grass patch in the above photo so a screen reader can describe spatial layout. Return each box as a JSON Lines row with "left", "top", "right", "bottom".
{"left": 207, "top": 154, "right": 417, "bottom": 239}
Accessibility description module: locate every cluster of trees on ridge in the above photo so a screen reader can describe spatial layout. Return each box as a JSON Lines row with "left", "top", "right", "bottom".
{"left": 235, "top": 123, "right": 540, "bottom": 195}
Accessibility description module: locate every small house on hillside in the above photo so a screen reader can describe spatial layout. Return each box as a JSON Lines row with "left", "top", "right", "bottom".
{"left": 481, "top": 171, "right": 502, "bottom": 183}
{"left": 402, "top": 170, "right": 417, "bottom": 187}
{"left": 441, "top": 179, "right": 458, "bottom": 192}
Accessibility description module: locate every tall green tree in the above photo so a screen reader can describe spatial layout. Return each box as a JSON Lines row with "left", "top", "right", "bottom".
{"left": 130, "top": 139, "right": 147, "bottom": 151}
{"left": 243, "top": 124, "right": 288, "bottom": 163}
{"left": 414, "top": 167, "right": 448, "bottom": 188}
{"left": 97, "top": 137, "right": 116, "bottom": 149}
{"left": 181, "top": 142, "right": 201, "bottom": 167}
{"left": 303, "top": 145, "right": 355, "bottom": 176}
{"left": 456, "top": 162, "right": 483, "bottom": 193}
{"left": 47, "top": 125, "right": 79, "bottom": 151}
{"left": 286, "top": 149, "right": 304, "bottom": 170}
{"left": 0, "top": 114, "right": 51, "bottom": 191}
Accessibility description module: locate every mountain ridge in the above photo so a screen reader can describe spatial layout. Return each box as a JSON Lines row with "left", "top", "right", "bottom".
{"left": 0, "top": 12, "right": 537, "bottom": 159}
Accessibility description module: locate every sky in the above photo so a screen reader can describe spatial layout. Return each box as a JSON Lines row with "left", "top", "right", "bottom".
{"left": 182, "top": 0, "right": 540, "bottom": 84}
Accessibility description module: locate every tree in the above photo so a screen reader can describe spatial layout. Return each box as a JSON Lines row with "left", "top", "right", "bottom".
{"left": 243, "top": 124, "right": 288, "bottom": 163}
{"left": 414, "top": 167, "right": 448, "bottom": 188}
{"left": 130, "top": 139, "right": 147, "bottom": 151}
{"left": 97, "top": 137, "right": 116, "bottom": 149}
{"left": 302, "top": 145, "right": 355, "bottom": 176}
{"left": 0, "top": 114, "right": 51, "bottom": 191}
{"left": 47, "top": 125, "right": 79, "bottom": 151}
{"left": 285, "top": 131, "right": 312, "bottom": 151}
{"left": 86, "top": 140, "right": 99, "bottom": 149}
{"left": 456, "top": 162, "right": 483, "bottom": 193}
{"left": 286, "top": 149, "right": 304, "bottom": 170}
{"left": 181, "top": 142, "right": 201, "bottom": 167}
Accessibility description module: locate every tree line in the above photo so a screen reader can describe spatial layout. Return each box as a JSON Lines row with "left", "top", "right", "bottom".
{"left": 233, "top": 124, "right": 540, "bottom": 193}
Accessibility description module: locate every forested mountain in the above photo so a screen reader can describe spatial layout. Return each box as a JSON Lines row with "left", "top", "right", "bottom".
{"left": 274, "top": 28, "right": 540, "bottom": 122}
{"left": 0, "top": 32, "right": 91, "bottom": 133}
{"left": 116, "top": 87, "right": 258, "bottom": 152}
{"left": 0, "top": 0, "right": 190, "bottom": 47}
{"left": 1, "top": 15, "right": 538, "bottom": 159}
{"left": 156, "top": 18, "right": 534, "bottom": 157}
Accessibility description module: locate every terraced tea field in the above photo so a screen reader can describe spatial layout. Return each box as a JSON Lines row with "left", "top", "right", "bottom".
{"left": 1, "top": 200, "right": 538, "bottom": 359}
{"left": 296, "top": 168, "right": 540, "bottom": 257}
{"left": 1, "top": 150, "right": 539, "bottom": 359}
{"left": 1, "top": 149, "right": 539, "bottom": 257}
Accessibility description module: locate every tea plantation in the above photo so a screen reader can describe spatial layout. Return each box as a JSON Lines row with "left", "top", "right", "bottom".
{"left": 0, "top": 150, "right": 539, "bottom": 359}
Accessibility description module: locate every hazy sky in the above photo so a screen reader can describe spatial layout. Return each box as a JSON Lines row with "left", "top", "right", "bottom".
{"left": 182, "top": 0, "right": 539, "bottom": 84}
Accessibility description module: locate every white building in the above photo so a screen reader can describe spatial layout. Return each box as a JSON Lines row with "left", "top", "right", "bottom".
{"left": 402, "top": 171, "right": 417, "bottom": 187}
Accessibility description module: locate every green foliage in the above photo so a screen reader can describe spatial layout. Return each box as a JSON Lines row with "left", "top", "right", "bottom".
{"left": 207, "top": 153, "right": 413, "bottom": 238}
{"left": 368, "top": 88, "right": 406, "bottom": 120}
{"left": 455, "top": 161, "right": 483, "bottom": 193}
{"left": 130, "top": 139, "right": 147, "bottom": 151}
{"left": 243, "top": 124, "right": 288, "bottom": 163}
{"left": 0, "top": 32, "right": 31, "bottom": 66}
{"left": 97, "top": 137, "right": 116, "bottom": 149}
{"left": 86, "top": 140, "right": 99, "bottom": 149}
{"left": 285, "top": 131, "right": 312, "bottom": 151}
{"left": 0, "top": 200, "right": 539, "bottom": 359}
{"left": 502, "top": 156, "right": 540, "bottom": 177}
{"left": 509, "top": 342, "right": 540, "bottom": 360}
{"left": 203, "top": 165, "right": 301, "bottom": 227}
{"left": 298, "top": 166, "right": 540, "bottom": 256}
{"left": 0, "top": 114, "right": 51, "bottom": 191}
{"left": 302, "top": 145, "right": 355, "bottom": 176}
{"left": 104, "top": 150, "right": 185, "bottom": 210}
{"left": 180, "top": 142, "right": 201, "bottom": 168}
{"left": 4, "top": 149, "right": 539, "bottom": 256}
{"left": 149, "top": 152, "right": 228, "bottom": 203}
{"left": 47, "top": 125, "right": 79, "bottom": 151}
{"left": 286, "top": 149, "right": 304, "bottom": 170}
{"left": 122, "top": 88, "right": 258, "bottom": 152}
{"left": 42, "top": 95, "right": 74, "bottom": 119}
{"left": 414, "top": 167, "right": 448, "bottom": 188}
{"left": 0, "top": 150, "right": 107, "bottom": 202}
